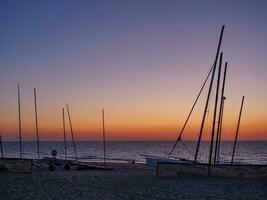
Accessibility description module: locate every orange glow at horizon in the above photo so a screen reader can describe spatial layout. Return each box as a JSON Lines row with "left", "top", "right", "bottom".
{"left": 1, "top": 99, "right": 266, "bottom": 141}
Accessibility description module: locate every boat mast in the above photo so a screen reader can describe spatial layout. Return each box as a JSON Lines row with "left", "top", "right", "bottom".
{"left": 102, "top": 108, "right": 106, "bottom": 168}
{"left": 34, "top": 88, "right": 40, "bottom": 159}
{"left": 208, "top": 52, "right": 222, "bottom": 173}
{"left": 168, "top": 65, "right": 213, "bottom": 157}
{"left": 214, "top": 62, "right": 228, "bottom": 164}
{"left": 216, "top": 96, "right": 226, "bottom": 164}
{"left": 231, "top": 96, "right": 245, "bottom": 165}
{"left": 194, "top": 25, "right": 225, "bottom": 163}
{"left": 66, "top": 104, "right": 78, "bottom": 162}
{"left": 62, "top": 108, "right": 67, "bottom": 162}
{"left": 17, "top": 84, "right": 22, "bottom": 159}
{"left": 0, "top": 134, "right": 3, "bottom": 158}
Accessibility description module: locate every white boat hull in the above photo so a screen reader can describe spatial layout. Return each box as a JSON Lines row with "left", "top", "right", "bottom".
{"left": 144, "top": 156, "right": 191, "bottom": 167}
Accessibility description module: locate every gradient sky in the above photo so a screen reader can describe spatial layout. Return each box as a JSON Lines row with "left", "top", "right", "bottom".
{"left": 0, "top": 0, "right": 266, "bottom": 141}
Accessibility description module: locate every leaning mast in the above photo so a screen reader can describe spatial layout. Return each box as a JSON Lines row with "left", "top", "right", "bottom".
{"left": 17, "top": 84, "right": 22, "bottom": 159}
{"left": 194, "top": 25, "right": 225, "bottom": 163}
{"left": 34, "top": 88, "right": 40, "bottom": 159}
{"left": 66, "top": 104, "right": 78, "bottom": 162}
{"left": 231, "top": 96, "right": 245, "bottom": 165}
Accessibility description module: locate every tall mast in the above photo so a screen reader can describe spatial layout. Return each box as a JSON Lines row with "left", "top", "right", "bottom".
{"left": 102, "top": 108, "right": 106, "bottom": 168}
{"left": 62, "top": 108, "right": 67, "bottom": 161}
{"left": 168, "top": 65, "right": 213, "bottom": 157}
{"left": 34, "top": 88, "right": 40, "bottom": 159}
{"left": 208, "top": 52, "right": 222, "bottom": 176}
{"left": 216, "top": 96, "right": 226, "bottom": 164}
{"left": 66, "top": 104, "right": 78, "bottom": 162}
{"left": 0, "top": 134, "right": 3, "bottom": 158}
{"left": 194, "top": 25, "right": 225, "bottom": 163}
{"left": 214, "top": 62, "right": 228, "bottom": 164}
{"left": 17, "top": 84, "right": 22, "bottom": 159}
{"left": 231, "top": 96, "right": 245, "bottom": 165}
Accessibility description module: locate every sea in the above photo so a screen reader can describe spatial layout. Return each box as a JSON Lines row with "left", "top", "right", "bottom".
{"left": 1, "top": 141, "right": 267, "bottom": 164}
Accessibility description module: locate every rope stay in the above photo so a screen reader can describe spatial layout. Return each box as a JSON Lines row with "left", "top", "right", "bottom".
{"left": 168, "top": 64, "right": 214, "bottom": 157}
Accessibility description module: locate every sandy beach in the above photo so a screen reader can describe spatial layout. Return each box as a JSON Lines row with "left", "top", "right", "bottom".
{"left": 0, "top": 163, "right": 266, "bottom": 200}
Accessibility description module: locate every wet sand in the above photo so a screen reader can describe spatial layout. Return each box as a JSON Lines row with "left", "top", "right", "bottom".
{"left": 0, "top": 163, "right": 266, "bottom": 200}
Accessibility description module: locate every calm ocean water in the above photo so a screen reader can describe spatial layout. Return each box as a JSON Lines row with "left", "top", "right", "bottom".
{"left": 1, "top": 141, "right": 267, "bottom": 164}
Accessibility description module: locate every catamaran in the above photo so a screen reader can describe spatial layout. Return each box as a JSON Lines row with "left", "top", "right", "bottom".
{"left": 146, "top": 25, "right": 267, "bottom": 178}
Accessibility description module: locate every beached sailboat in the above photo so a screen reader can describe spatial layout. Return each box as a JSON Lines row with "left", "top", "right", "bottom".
{"left": 144, "top": 64, "right": 213, "bottom": 167}
{"left": 155, "top": 26, "right": 267, "bottom": 178}
{"left": 75, "top": 108, "right": 113, "bottom": 170}
{"left": 39, "top": 106, "right": 114, "bottom": 171}
{"left": 0, "top": 84, "right": 33, "bottom": 173}
{"left": 144, "top": 26, "right": 221, "bottom": 167}
{"left": 157, "top": 95, "right": 267, "bottom": 178}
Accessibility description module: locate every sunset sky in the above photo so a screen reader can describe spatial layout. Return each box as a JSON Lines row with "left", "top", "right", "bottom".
{"left": 0, "top": 0, "right": 266, "bottom": 141}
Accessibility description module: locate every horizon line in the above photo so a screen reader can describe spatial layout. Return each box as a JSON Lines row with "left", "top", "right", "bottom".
{"left": 2, "top": 139, "right": 267, "bottom": 142}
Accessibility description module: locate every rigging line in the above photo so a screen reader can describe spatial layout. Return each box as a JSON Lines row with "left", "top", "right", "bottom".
{"left": 66, "top": 104, "right": 78, "bottom": 162}
{"left": 168, "top": 64, "right": 214, "bottom": 157}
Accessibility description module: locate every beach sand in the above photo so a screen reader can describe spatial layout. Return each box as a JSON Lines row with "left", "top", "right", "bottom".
{"left": 0, "top": 163, "right": 266, "bottom": 200}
